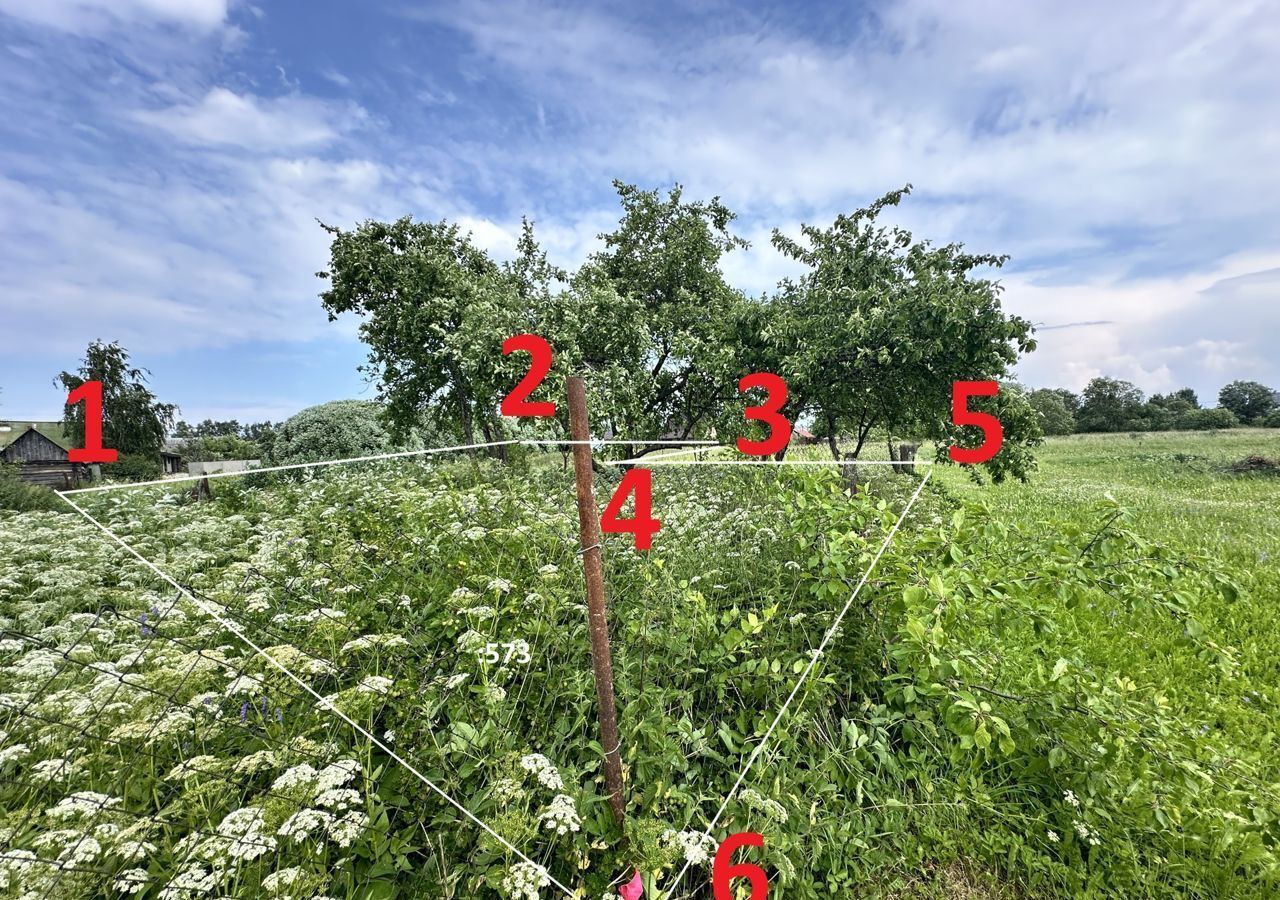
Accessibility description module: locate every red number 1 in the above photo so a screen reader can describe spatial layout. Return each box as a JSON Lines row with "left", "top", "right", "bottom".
{"left": 66, "top": 380, "right": 117, "bottom": 463}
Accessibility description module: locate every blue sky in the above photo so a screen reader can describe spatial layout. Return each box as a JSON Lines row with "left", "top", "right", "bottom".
{"left": 1, "top": 0, "right": 1277, "bottom": 422}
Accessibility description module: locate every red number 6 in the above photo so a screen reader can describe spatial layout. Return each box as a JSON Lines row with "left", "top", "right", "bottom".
{"left": 949, "top": 380, "right": 1003, "bottom": 464}
{"left": 713, "top": 831, "right": 768, "bottom": 900}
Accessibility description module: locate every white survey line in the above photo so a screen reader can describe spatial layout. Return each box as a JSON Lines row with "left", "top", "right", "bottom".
{"left": 611, "top": 458, "right": 933, "bottom": 467}
{"left": 521, "top": 439, "right": 720, "bottom": 446}
{"left": 55, "top": 491, "right": 577, "bottom": 899}
{"left": 61, "top": 439, "right": 522, "bottom": 495}
{"left": 662, "top": 470, "right": 933, "bottom": 898}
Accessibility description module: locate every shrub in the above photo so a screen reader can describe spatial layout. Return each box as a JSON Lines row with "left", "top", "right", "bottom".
{"left": 101, "top": 452, "right": 163, "bottom": 482}
{"left": 0, "top": 465, "right": 64, "bottom": 512}
{"left": 271, "top": 400, "right": 396, "bottom": 465}
{"left": 1256, "top": 410, "right": 1280, "bottom": 428}
{"left": 1176, "top": 407, "right": 1238, "bottom": 430}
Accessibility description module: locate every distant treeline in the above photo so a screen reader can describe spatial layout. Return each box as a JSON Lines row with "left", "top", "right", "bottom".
{"left": 1027, "top": 378, "right": 1280, "bottom": 435}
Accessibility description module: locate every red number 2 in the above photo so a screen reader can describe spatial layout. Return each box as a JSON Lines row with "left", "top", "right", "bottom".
{"left": 600, "top": 468, "right": 660, "bottom": 550}
{"left": 501, "top": 334, "right": 557, "bottom": 417}
{"left": 737, "top": 373, "right": 791, "bottom": 456}
{"left": 713, "top": 831, "right": 768, "bottom": 900}
{"left": 66, "top": 380, "right": 118, "bottom": 463}
{"left": 949, "top": 380, "right": 1003, "bottom": 464}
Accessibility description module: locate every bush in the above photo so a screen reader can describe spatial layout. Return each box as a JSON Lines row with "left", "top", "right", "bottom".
{"left": 101, "top": 452, "right": 164, "bottom": 482}
{"left": 1256, "top": 410, "right": 1280, "bottom": 428}
{"left": 0, "top": 466, "right": 64, "bottom": 512}
{"left": 1175, "top": 407, "right": 1238, "bottom": 430}
{"left": 179, "top": 434, "right": 260, "bottom": 462}
{"left": 272, "top": 400, "right": 397, "bottom": 465}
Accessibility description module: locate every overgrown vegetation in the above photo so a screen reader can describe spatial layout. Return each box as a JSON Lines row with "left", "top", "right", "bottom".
{"left": 3, "top": 432, "right": 1277, "bottom": 897}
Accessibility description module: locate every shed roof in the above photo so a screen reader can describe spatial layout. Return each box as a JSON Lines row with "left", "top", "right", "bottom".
{"left": 0, "top": 421, "right": 72, "bottom": 453}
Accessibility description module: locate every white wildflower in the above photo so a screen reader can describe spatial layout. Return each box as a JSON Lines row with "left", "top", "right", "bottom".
{"left": 500, "top": 861, "right": 550, "bottom": 900}
{"left": 520, "top": 753, "right": 564, "bottom": 791}
{"left": 271, "top": 763, "right": 318, "bottom": 791}
{"left": 538, "top": 794, "right": 582, "bottom": 835}
{"left": 328, "top": 809, "right": 369, "bottom": 848}
{"left": 114, "top": 868, "right": 150, "bottom": 895}
{"left": 315, "top": 759, "right": 360, "bottom": 792}
{"left": 277, "top": 808, "right": 334, "bottom": 843}
{"left": 46, "top": 791, "right": 120, "bottom": 820}
{"left": 662, "top": 829, "right": 717, "bottom": 866}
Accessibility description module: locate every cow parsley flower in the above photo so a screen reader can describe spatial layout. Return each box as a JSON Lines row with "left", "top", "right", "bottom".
{"left": 0, "top": 743, "right": 30, "bottom": 765}
{"left": 114, "top": 868, "right": 150, "bottom": 895}
{"left": 520, "top": 753, "right": 564, "bottom": 791}
{"left": 500, "top": 861, "right": 550, "bottom": 900}
{"left": 314, "top": 788, "right": 362, "bottom": 811}
{"left": 218, "top": 807, "right": 276, "bottom": 861}
{"left": 46, "top": 791, "right": 120, "bottom": 820}
{"left": 158, "top": 864, "right": 218, "bottom": 898}
{"left": 661, "top": 829, "right": 717, "bottom": 866}
{"left": 328, "top": 810, "right": 369, "bottom": 848}
{"left": 272, "top": 763, "right": 318, "bottom": 791}
{"left": 315, "top": 759, "right": 360, "bottom": 792}
{"left": 262, "top": 867, "right": 303, "bottom": 893}
{"left": 740, "top": 788, "right": 789, "bottom": 823}
{"left": 277, "top": 808, "right": 334, "bottom": 843}
{"left": 538, "top": 794, "right": 582, "bottom": 835}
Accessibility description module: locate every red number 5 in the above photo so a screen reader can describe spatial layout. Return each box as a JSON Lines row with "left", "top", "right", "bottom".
{"left": 737, "top": 373, "right": 791, "bottom": 457}
{"left": 949, "top": 380, "right": 1003, "bottom": 464}
{"left": 713, "top": 831, "right": 768, "bottom": 900}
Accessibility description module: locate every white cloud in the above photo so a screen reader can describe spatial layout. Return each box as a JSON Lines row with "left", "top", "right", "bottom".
{"left": 0, "top": 0, "right": 228, "bottom": 34}
{"left": 1006, "top": 253, "right": 1280, "bottom": 397}
{"left": 132, "top": 88, "right": 365, "bottom": 152}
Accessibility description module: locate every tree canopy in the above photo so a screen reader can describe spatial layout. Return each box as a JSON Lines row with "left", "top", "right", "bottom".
{"left": 319, "top": 181, "right": 1039, "bottom": 479}
{"left": 272, "top": 400, "right": 397, "bottom": 465}
{"left": 57, "top": 340, "right": 176, "bottom": 459}
{"left": 1218, "top": 380, "right": 1277, "bottom": 423}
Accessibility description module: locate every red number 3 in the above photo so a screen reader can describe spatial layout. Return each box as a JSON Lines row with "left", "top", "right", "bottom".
{"left": 736, "top": 373, "right": 791, "bottom": 457}
{"left": 949, "top": 380, "right": 1003, "bottom": 464}
{"left": 713, "top": 831, "right": 768, "bottom": 900}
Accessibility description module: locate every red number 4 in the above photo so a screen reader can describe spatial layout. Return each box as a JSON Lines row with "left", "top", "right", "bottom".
{"left": 713, "top": 831, "right": 769, "bottom": 900}
{"left": 600, "top": 468, "right": 660, "bottom": 550}
{"left": 949, "top": 380, "right": 1003, "bottom": 464}
{"left": 66, "top": 380, "right": 118, "bottom": 463}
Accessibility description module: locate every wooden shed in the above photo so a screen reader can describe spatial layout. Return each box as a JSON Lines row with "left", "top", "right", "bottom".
{"left": 0, "top": 422, "right": 87, "bottom": 488}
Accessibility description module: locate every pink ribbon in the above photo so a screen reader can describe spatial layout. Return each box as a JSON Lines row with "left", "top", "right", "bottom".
{"left": 619, "top": 870, "right": 644, "bottom": 900}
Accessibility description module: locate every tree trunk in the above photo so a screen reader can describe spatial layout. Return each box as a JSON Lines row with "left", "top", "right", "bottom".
{"left": 841, "top": 454, "right": 860, "bottom": 496}
{"left": 458, "top": 394, "right": 476, "bottom": 447}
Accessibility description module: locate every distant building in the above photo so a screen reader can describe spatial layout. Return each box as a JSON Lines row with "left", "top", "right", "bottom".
{"left": 161, "top": 439, "right": 184, "bottom": 476}
{"left": 0, "top": 421, "right": 87, "bottom": 488}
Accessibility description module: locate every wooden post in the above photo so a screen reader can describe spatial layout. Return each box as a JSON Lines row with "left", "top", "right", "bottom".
{"left": 565, "top": 375, "right": 627, "bottom": 828}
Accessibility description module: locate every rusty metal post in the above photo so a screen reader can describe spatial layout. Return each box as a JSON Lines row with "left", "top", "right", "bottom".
{"left": 565, "top": 375, "right": 627, "bottom": 828}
